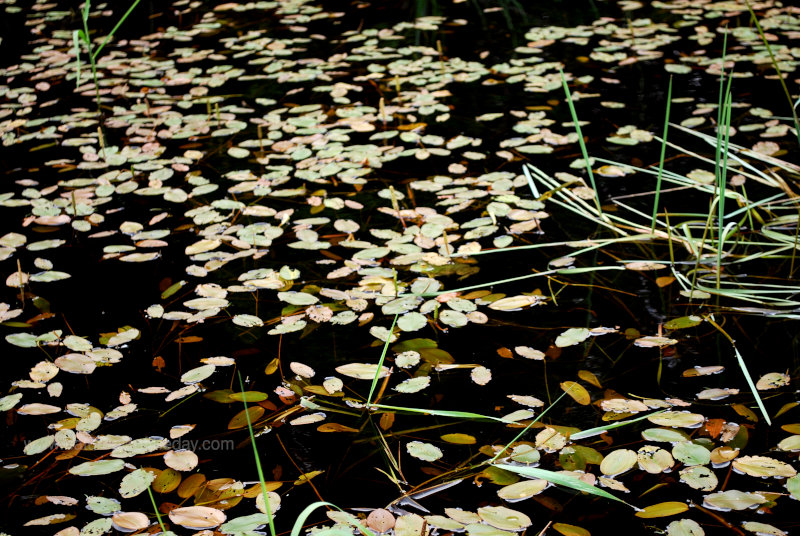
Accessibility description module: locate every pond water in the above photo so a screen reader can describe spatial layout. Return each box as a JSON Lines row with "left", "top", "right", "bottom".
{"left": 2, "top": 0, "right": 800, "bottom": 535}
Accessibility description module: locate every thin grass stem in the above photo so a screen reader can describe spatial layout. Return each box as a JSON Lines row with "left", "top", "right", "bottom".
{"left": 237, "top": 371, "right": 276, "bottom": 536}
{"left": 652, "top": 76, "right": 672, "bottom": 232}
{"left": 558, "top": 69, "right": 603, "bottom": 217}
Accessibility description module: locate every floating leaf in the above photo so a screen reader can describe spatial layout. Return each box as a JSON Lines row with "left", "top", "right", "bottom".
{"left": 396, "top": 514, "right": 427, "bottom": 536}
{"left": 561, "top": 381, "right": 591, "bottom": 405}
{"left": 55, "top": 353, "right": 96, "bottom": 374}
{"left": 24, "top": 435, "right": 55, "bottom": 455}
{"left": 277, "top": 291, "right": 318, "bottom": 305}
{"left": 445, "top": 509, "right": 482, "bottom": 524}
{"left": 578, "top": 370, "right": 602, "bottom": 388}
{"left": 756, "top": 372, "right": 790, "bottom": 390}
{"left": 0, "top": 393, "right": 23, "bottom": 411}
{"left": 515, "top": 346, "right": 545, "bottom": 360}
{"left": 777, "top": 435, "right": 800, "bottom": 452}
{"left": 81, "top": 518, "right": 113, "bottom": 534}
{"left": 648, "top": 412, "right": 704, "bottom": 428}
{"left": 322, "top": 377, "right": 343, "bottom": 394}
{"left": 111, "top": 437, "right": 168, "bottom": 458}
{"left": 786, "top": 475, "right": 800, "bottom": 500}
{"left": 683, "top": 366, "right": 724, "bottom": 377}
{"left": 635, "top": 502, "right": 689, "bottom": 518}
{"left": 741, "top": 522, "right": 786, "bottom": 536}
{"left": 397, "top": 312, "right": 427, "bottom": 332}
{"left": 600, "top": 449, "right": 638, "bottom": 476}
{"left": 703, "top": 490, "right": 766, "bottom": 511}
{"left": 228, "top": 406, "right": 265, "bottom": 429}
{"left": 732, "top": 456, "right": 796, "bottom": 478}
{"left": 637, "top": 445, "right": 674, "bottom": 474}
{"left": 394, "top": 376, "right": 430, "bottom": 394}
{"left": 672, "top": 442, "right": 711, "bottom": 466}
{"left": 425, "top": 515, "right": 465, "bottom": 531}
{"left": 367, "top": 509, "right": 395, "bottom": 533}
{"left": 221, "top": 513, "right": 274, "bottom": 534}
{"left": 465, "top": 523, "right": 515, "bottom": 536}
{"left": 290, "top": 362, "right": 315, "bottom": 378}
{"left": 555, "top": 328, "right": 590, "bottom": 347}
{"left": 477, "top": 506, "right": 531, "bottom": 531}
{"left": 666, "top": 519, "right": 704, "bottom": 536}
{"left": 168, "top": 506, "right": 226, "bottom": 529}
{"left": 119, "top": 468, "right": 156, "bottom": 498}
{"left": 634, "top": 336, "right": 677, "bottom": 348}
{"left": 497, "top": 479, "right": 548, "bottom": 501}
{"left": 69, "top": 459, "right": 125, "bottom": 476}
{"left": 110, "top": 511, "right": 149, "bottom": 532}
{"left": 495, "top": 464, "right": 633, "bottom": 506}
{"left": 441, "top": 433, "right": 476, "bottom": 445}
{"left": 488, "top": 295, "right": 543, "bottom": 311}
{"left": 17, "top": 403, "right": 61, "bottom": 415}
{"left": 471, "top": 366, "right": 492, "bottom": 386}
{"left": 335, "top": 363, "right": 390, "bottom": 380}
{"left": 181, "top": 364, "right": 216, "bottom": 384}
{"left": 679, "top": 465, "right": 718, "bottom": 491}
{"left": 164, "top": 450, "right": 199, "bottom": 472}
{"left": 407, "top": 441, "right": 443, "bottom": 462}
{"left": 290, "top": 412, "right": 326, "bottom": 426}
{"left": 232, "top": 314, "right": 263, "bottom": 327}
{"left": 86, "top": 496, "right": 121, "bottom": 515}
{"left": 664, "top": 316, "right": 702, "bottom": 330}
{"left": 552, "top": 523, "right": 590, "bottom": 536}
{"left": 440, "top": 309, "right": 468, "bottom": 327}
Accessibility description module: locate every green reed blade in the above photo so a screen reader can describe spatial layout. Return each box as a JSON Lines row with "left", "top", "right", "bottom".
{"left": 93, "top": 0, "right": 143, "bottom": 61}
{"left": 146, "top": 485, "right": 168, "bottom": 534}
{"left": 570, "top": 410, "right": 666, "bottom": 440}
{"left": 237, "top": 370, "right": 276, "bottom": 536}
{"left": 745, "top": 0, "right": 800, "bottom": 146}
{"left": 367, "top": 313, "right": 398, "bottom": 406}
{"left": 652, "top": 76, "right": 673, "bottom": 233}
{"left": 290, "top": 501, "right": 374, "bottom": 536}
{"left": 494, "top": 464, "right": 635, "bottom": 508}
{"left": 559, "top": 69, "right": 602, "bottom": 217}
{"left": 72, "top": 30, "right": 82, "bottom": 87}
{"left": 489, "top": 389, "right": 572, "bottom": 464}
{"left": 705, "top": 318, "right": 771, "bottom": 425}
{"left": 370, "top": 403, "right": 515, "bottom": 423}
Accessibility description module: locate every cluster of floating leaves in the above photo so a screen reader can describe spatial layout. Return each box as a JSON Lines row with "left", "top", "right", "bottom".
{"left": 1, "top": 0, "right": 800, "bottom": 534}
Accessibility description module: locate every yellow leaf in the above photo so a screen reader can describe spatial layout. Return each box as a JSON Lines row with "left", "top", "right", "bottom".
{"left": 560, "top": 381, "right": 591, "bottom": 405}
{"left": 775, "top": 402, "right": 799, "bottom": 418}
{"left": 152, "top": 468, "right": 182, "bottom": 494}
{"left": 553, "top": 522, "right": 591, "bottom": 536}
{"left": 168, "top": 506, "right": 226, "bottom": 529}
{"left": 242, "top": 481, "right": 282, "bottom": 498}
{"left": 264, "top": 358, "right": 280, "bottom": 375}
{"left": 441, "top": 433, "right": 477, "bottom": 445}
{"left": 294, "top": 470, "right": 324, "bottom": 485}
{"left": 177, "top": 473, "right": 207, "bottom": 498}
{"left": 227, "top": 406, "right": 265, "bottom": 429}
{"left": 731, "top": 403, "right": 759, "bottom": 422}
{"left": 578, "top": 370, "right": 602, "bottom": 388}
{"left": 317, "top": 423, "right": 360, "bottom": 433}
{"left": 781, "top": 423, "right": 800, "bottom": 434}
{"left": 634, "top": 501, "right": 689, "bottom": 518}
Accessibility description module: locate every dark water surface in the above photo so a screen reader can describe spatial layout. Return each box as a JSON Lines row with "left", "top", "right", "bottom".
{"left": 2, "top": 0, "right": 800, "bottom": 535}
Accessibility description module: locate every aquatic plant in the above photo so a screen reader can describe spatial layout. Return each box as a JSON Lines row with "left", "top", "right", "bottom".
{"left": 1, "top": 1, "right": 799, "bottom": 535}
{"left": 73, "top": 0, "right": 142, "bottom": 114}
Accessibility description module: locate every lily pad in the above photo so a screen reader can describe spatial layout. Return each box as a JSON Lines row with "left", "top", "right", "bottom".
{"left": 69, "top": 459, "right": 126, "bottom": 476}
{"left": 477, "top": 506, "right": 531, "bottom": 531}
{"left": 335, "top": 363, "right": 390, "bottom": 380}
{"left": 406, "top": 441, "right": 443, "bottom": 462}
{"left": 394, "top": 376, "right": 430, "bottom": 394}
